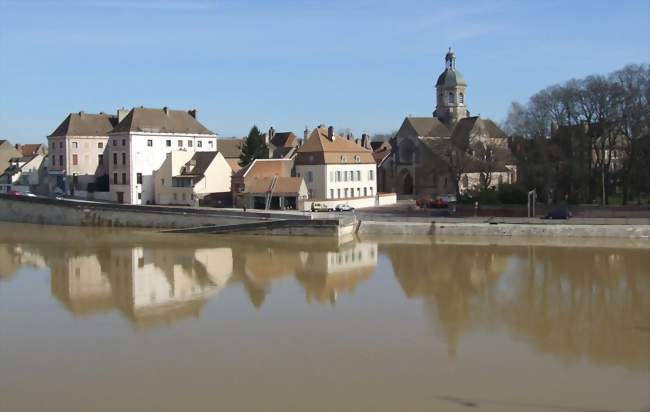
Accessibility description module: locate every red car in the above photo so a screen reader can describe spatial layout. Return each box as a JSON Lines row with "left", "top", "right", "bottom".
{"left": 416, "top": 196, "right": 449, "bottom": 209}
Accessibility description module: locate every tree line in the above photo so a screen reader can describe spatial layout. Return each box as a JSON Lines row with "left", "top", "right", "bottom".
{"left": 505, "top": 64, "right": 650, "bottom": 205}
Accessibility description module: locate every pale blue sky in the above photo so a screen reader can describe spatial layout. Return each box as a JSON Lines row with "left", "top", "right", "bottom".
{"left": 1, "top": 0, "right": 649, "bottom": 143}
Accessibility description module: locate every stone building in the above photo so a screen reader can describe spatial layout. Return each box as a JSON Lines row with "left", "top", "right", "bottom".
{"left": 378, "top": 48, "right": 516, "bottom": 196}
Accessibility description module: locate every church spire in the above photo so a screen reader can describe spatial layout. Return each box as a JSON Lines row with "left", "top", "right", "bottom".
{"left": 445, "top": 47, "right": 456, "bottom": 70}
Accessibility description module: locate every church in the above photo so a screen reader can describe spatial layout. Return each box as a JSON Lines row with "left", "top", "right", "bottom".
{"left": 377, "top": 49, "right": 517, "bottom": 196}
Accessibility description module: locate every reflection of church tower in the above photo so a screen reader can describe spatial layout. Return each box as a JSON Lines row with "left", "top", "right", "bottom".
{"left": 433, "top": 48, "right": 469, "bottom": 126}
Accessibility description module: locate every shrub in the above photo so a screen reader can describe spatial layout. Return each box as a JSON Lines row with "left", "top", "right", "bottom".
{"left": 498, "top": 184, "right": 528, "bottom": 204}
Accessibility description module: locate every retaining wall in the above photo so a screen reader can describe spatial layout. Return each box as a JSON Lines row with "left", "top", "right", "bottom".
{"left": 357, "top": 220, "right": 650, "bottom": 239}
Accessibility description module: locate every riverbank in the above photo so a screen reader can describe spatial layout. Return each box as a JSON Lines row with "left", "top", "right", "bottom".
{"left": 1, "top": 194, "right": 649, "bottom": 239}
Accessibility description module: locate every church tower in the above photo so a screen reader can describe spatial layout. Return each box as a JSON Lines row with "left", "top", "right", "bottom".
{"left": 434, "top": 48, "right": 469, "bottom": 126}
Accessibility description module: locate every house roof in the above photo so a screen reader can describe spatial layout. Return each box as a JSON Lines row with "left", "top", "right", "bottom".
{"left": 49, "top": 112, "right": 118, "bottom": 137}
{"left": 403, "top": 117, "right": 451, "bottom": 138}
{"left": 111, "top": 107, "right": 214, "bottom": 135}
{"left": 244, "top": 176, "right": 305, "bottom": 195}
{"left": 179, "top": 151, "right": 219, "bottom": 181}
{"left": 235, "top": 158, "right": 294, "bottom": 179}
{"left": 19, "top": 144, "right": 45, "bottom": 157}
{"left": 295, "top": 127, "right": 375, "bottom": 165}
{"left": 218, "top": 139, "right": 244, "bottom": 158}
{"left": 270, "top": 132, "right": 299, "bottom": 148}
{"left": 225, "top": 159, "right": 242, "bottom": 174}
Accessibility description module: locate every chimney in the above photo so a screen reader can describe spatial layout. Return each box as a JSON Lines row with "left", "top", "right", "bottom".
{"left": 163, "top": 106, "right": 169, "bottom": 115}
{"left": 117, "top": 108, "right": 129, "bottom": 123}
{"left": 304, "top": 126, "right": 309, "bottom": 140}
{"left": 188, "top": 109, "right": 197, "bottom": 119}
{"left": 327, "top": 126, "right": 334, "bottom": 141}
{"left": 355, "top": 138, "right": 360, "bottom": 145}
{"left": 78, "top": 110, "right": 85, "bottom": 117}
{"left": 361, "top": 133, "right": 371, "bottom": 149}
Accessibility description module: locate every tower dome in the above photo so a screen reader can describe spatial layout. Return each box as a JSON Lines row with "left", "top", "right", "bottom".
{"left": 434, "top": 47, "right": 469, "bottom": 125}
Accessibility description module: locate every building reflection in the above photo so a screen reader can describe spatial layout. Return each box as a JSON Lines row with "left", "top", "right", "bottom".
{"left": 386, "top": 242, "right": 650, "bottom": 370}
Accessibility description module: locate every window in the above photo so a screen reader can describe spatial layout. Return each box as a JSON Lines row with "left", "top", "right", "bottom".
{"left": 364, "top": 187, "right": 367, "bottom": 196}
{"left": 59, "top": 155, "right": 63, "bottom": 166}
{"left": 138, "top": 192, "right": 142, "bottom": 200}
{"left": 147, "top": 139, "right": 153, "bottom": 147}
{"left": 197, "top": 140, "right": 202, "bottom": 148}
{"left": 459, "top": 93, "right": 464, "bottom": 104}
{"left": 72, "top": 142, "right": 78, "bottom": 149}
{"left": 113, "top": 173, "right": 118, "bottom": 184}
{"left": 336, "top": 171, "right": 341, "bottom": 182}
{"left": 51, "top": 142, "right": 55, "bottom": 149}
{"left": 98, "top": 154, "right": 103, "bottom": 165}
{"left": 51, "top": 156, "right": 55, "bottom": 166}
{"left": 113, "top": 139, "right": 117, "bottom": 146}
{"left": 166, "top": 140, "right": 171, "bottom": 147}
{"left": 330, "top": 189, "right": 334, "bottom": 199}
{"left": 172, "top": 177, "right": 193, "bottom": 188}
{"left": 122, "top": 153, "right": 126, "bottom": 165}
{"left": 113, "top": 153, "right": 117, "bottom": 165}
{"left": 344, "top": 172, "right": 348, "bottom": 182}
{"left": 59, "top": 142, "right": 63, "bottom": 149}
{"left": 208, "top": 141, "right": 214, "bottom": 148}
{"left": 178, "top": 140, "right": 183, "bottom": 147}
{"left": 337, "top": 189, "right": 341, "bottom": 198}
{"left": 340, "top": 155, "right": 347, "bottom": 163}
{"left": 356, "top": 171, "right": 361, "bottom": 181}
{"left": 122, "top": 173, "right": 127, "bottom": 185}
{"left": 350, "top": 172, "right": 355, "bottom": 182}
{"left": 306, "top": 171, "right": 313, "bottom": 183}
{"left": 448, "top": 92, "right": 454, "bottom": 104}
{"left": 370, "top": 187, "right": 373, "bottom": 196}
{"left": 161, "top": 178, "right": 165, "bottom": 185}
{"left": 137, "top": 173, "right": 142, "bottom": 184}
{"left": 368, "top": 170, "right": 374, "bottom": 181}
{"left": 122, "top": 139, "right": 126, "bottom": 146}
{"left": 354, "top": 155, "right": 360, "bottom": 163}
{"left": 98, "top": 142, "right": 103, "bottom": 149}
{"left": 188, "top": 140, "right": 193, "bottom": 147}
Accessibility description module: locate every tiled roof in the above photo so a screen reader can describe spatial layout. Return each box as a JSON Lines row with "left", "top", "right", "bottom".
{"left": 238, "top": 159, "right": 293, "bottom": 179}
{"left": 218, "top": 139, "right": 244, "bottom": 158}
{"left": 270, "top": 132, "right": 299, "bottom": 148}
{"left": 111, "top": 107, "right": 214, "bottom": 135}
{"left": 179, "top": 151, "right": 218, "bottom": 182}
{"left": 295, "top": 127, "right": 375, "bottom": 165}
{"left": 19, "top": 144, "right": 45, "bottom": 156}
{"left": 244, "top": 176, "right": 305, "bottom": 195}
{"left": 49, "top": 112, "right": 118, "bottom": 137}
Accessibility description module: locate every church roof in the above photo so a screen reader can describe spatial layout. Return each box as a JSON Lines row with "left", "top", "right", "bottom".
{"left": 404, "top": 117, "right": 451, "bottom": 138}
{"left": 436, "top": 69, "right": 467, "bottom": 88}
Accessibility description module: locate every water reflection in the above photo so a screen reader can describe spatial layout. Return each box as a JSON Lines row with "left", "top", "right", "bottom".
{"left": 387, "top": 242, "right": 650, "bottom": 370}
{"left": 0, "top": 223, "right": 648, "bottom": 372}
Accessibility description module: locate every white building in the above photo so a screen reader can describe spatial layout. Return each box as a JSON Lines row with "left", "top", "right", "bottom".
{"left": 0, "top": 154, "right": 46, "bottom": 193}
{"left": 107, "top": 107, "right": 217, "bottom": 204}
{"left": 153, "top": 150, "right": 232, "bottom": 206}
{"left": 294, "top": 126, "right": 381, "bottom": 209}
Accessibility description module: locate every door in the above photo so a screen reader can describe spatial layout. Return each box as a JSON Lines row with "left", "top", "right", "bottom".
{"left": 116, "top": 192, "right": 124, "bottom": 203}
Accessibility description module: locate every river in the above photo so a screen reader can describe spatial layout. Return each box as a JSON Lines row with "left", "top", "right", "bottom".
{"left": 0, "top": 222, "right": 648, "bottom": 412}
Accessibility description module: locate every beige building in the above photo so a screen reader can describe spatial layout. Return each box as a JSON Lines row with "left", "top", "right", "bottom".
{"left": 295, "top": 126, "right": 381, "bottom": 209}
{"left": 0, "top": 139, "right": 21, "bottom": 174}
{"left": 47, "top": 111, "right": 118, "bottom": 193}
{"left": 153, "top": 150, "right": 232, "bottom": 206}
{"left": 0, "top": 154, "right": 46, "bottom": 193}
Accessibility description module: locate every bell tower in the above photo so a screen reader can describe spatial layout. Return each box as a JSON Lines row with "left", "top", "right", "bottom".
{"left": 434, "top": 48, "right": 469, "bottom": 126}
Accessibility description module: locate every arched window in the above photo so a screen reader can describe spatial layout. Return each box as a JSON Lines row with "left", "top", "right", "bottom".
{"left": 448, "top": 92, "right": 454, "bottom": 104}
{"left": 459, "top": 93, "right": 464, "bottom": 104}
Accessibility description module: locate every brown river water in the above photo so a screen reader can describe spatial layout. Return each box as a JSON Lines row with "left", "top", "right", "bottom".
{"left": 0, "top": 222, "right": 648, "bottom": 412}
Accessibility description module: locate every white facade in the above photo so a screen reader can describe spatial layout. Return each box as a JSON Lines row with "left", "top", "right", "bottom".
{"left": 296, "top": 163, "right": 377, "bottom": 201}
{"left": 108, "top": 132, "right": 217, "bottom": 204}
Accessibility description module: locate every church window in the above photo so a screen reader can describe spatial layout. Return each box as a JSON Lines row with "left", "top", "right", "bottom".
{"left": 448, "top": 92, "right": 454, "bottom": 104}
{"left": 459, "top": 93, "right": 464, "bottom": 104}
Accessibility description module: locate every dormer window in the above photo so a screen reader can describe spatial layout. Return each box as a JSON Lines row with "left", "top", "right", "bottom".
{"left": 354, "top": 155, "right": 361, "bottom": 163}
{"left": 340, "top": 155, "right": 347, "bottom": 163}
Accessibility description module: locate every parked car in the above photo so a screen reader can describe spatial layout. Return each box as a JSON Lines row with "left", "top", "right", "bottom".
{"left": 335, "top": 204, "right": 354, "bottom": 212}
{"left": 311, "top": 203, "right": 332, "bottom": 212}
{"left": 21, "top": 191, "right": 37, "bottom": 197}
{"left": 6, "top": 190, "right": 22, "bottom": 196}
{"left": 416, "top": 193, "right": 456, "bottom": 209}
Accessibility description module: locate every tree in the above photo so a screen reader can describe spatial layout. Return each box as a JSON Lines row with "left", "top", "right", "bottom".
{"left": 443, "top": 145, "right": 469, "bottom": 198}
{"left": 239, "top": 125, "right": 268, "bottom": 167}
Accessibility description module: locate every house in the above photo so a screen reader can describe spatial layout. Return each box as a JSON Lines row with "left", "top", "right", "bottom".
{"left": 107, "top": 107, "right": 217, "bottom": 204}
{"left": 218, "top": 138, "right": 245, "bottom": 174}
{"left": 266, "top": 127, "right": 301, "bottom": 159}
{"left": 379, "top": 49, "right": 517, "bottom": 195}
{"left": 153, "top": 150, "right": 232, "bottom": 206}
{"left": 47, "top": 111, "right": 118, "bottom": 194}
{"left": 17, "top": 144, "right": 47, "bottom": 157}
{"left": 0, "top": 154, "right": 46, "bottom": 193}
{"left": 294, "top": 125, "right": 381, "bottom": 209}
{"left": 232, "top": 158, "right": 306, "bottom": 210}
{"left": 0, "top": 140, "right": 21, "bottom": 174}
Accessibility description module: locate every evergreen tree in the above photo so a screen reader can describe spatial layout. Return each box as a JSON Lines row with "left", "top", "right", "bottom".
{"left": 239, "top": 125, "right": 269, "bottom": 166}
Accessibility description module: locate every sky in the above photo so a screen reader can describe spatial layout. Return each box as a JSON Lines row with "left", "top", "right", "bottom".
{"left": 1, "top": 0, "right": 649, "bottom": 143}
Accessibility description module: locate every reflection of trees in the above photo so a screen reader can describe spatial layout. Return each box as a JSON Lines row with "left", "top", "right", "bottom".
{"left": 387, "top": 243, "right": 650, "bottom": 370}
